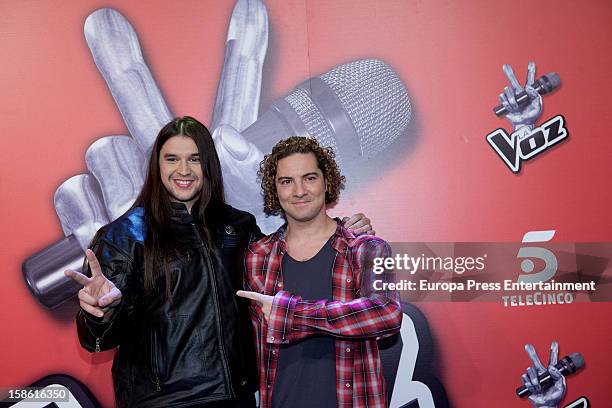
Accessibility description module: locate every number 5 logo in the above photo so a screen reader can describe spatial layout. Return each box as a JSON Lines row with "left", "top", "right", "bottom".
{"left": 517, "top": 230, "right": 557, "bottom": 284}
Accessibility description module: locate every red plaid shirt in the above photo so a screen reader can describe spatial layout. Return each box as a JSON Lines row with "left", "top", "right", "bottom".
{"left": 243, "top": 220, "right": 402, "bottom": 408}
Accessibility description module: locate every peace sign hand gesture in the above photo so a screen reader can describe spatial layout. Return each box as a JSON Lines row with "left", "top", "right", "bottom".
{"left": 64, "top": 249, "right": 123, "bottom": 318}
{"left": 499, "top": 62, "right": 543, "bottom": 131}
{"left": 522, "top": 341, "right": 566, "bottom": 408}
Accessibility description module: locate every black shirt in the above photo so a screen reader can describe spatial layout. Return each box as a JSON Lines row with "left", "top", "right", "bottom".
{"left": 271, "top": 237, "right": 337, "bottom": 408}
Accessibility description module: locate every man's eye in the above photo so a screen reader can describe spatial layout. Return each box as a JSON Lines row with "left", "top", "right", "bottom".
{"left": 166, "top": 157, "right": 177, "bottom": 162}
{"left": 279, "top": 179, "right": 291, "bottom": 185}
{"left": 190, "top": 157, "right": 200, "bottom": 162}
{"left": 306, "top": 176, "right": 317, "bottom": 182}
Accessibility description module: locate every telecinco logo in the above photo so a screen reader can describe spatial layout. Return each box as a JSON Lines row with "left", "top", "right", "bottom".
{"left": 488, "top": 62, "right": 568, "bottom": 173}
{"left": 517, "top": 230, "right": 557, "bottom": 284}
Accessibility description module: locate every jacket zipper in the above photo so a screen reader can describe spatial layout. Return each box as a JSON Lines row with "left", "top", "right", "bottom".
{"left": 192, "top": 224, "right": 236, "bottom": 397}
{"left": 150, "top": 330, "right": 162, "bottom": 392}
{"left": 92, "top": 311, "right": 118, "bottom": 353}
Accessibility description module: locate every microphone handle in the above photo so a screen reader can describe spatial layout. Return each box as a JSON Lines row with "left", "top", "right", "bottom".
{"left": 242, "top": 97, "right": 309, "bottom": 155}
{"left": 516, "top": 370, "right": 556, "bottom": 398}
{"left": 516, "top": 357, "right": 575, "bottom": 398}
{"left": 22, "top": 234, "right": 84, "bottom": 309}
{"left": 493, "top": 81, "right": 547, "bottom": 117}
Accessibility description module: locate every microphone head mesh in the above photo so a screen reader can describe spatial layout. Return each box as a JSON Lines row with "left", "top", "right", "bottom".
{"left": 284, "top": 87, "right": 338, "bottom": 154}
{"left": 321, "top": 59, "right": 412, "bottom": 157}
{"left": 546, "top": 72, "right": 561, "bottom": 89}
{"left": 569, "top": 352, "right": 585, "bottom": 370}
{"left": 283, "top": 59, "right": 411, "bottom": 159}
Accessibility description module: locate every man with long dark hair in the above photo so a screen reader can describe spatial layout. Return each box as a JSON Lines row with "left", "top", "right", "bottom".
{"left": 65, "top": 117, "right": 372, "bottom": 407}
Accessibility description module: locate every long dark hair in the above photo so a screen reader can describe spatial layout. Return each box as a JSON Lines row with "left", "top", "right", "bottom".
{"left": 134, "top": 116, "right": 225, "bottom": 299}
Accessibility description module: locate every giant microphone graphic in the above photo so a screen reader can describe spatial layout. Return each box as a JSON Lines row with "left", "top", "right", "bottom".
{"left": 516, "top": 352, "right": 585, "bottom": 398}
{"left": 242, "top": 59, "right": 412, "bottom": 166}
{"left": 23, "top": 58, "right": 412, "bottom": 309}
{"left": 493, "top": 72, "right": 561, "bottom": 117}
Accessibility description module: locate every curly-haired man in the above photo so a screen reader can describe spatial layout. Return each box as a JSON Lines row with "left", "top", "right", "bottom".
{"left": 238, "top": 136, "right": 402, "bottom": 408}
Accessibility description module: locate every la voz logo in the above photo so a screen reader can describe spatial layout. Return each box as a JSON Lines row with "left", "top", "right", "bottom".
{"left": 487, "top": 115, "right": 568, "bottom": 173}
{"left": 487, "top": 63, "right": 569, "bottom": 173}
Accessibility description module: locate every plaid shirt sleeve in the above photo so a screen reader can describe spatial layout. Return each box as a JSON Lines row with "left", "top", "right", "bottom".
{"left": 266, "top": 236, "right": 401, "bottom": 345}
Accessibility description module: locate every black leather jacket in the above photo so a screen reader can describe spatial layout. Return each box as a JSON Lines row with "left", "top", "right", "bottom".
{"left": 76, "top": 203, "right": 263, "bottom": 407}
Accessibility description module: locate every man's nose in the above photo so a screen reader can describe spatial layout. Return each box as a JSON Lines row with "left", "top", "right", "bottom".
{"left": 293, "top": 181, "right": 306, "bottom": 197}
{"left": 177, "top": 159, "right": 190, "bottom": 175}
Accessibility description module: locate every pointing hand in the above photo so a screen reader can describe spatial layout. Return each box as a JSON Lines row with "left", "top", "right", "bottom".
{"left": 236, "top": 290, "right": 273, "bottom": 321}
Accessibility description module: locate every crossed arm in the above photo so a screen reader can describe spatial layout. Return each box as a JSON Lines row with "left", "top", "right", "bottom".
{"left": 240, "top": 237, "right": 401, "bottom": 344}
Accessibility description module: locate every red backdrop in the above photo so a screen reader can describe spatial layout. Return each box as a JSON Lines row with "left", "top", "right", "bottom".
{"left": 1, "top": 1, "right": 610, "bottom": 406}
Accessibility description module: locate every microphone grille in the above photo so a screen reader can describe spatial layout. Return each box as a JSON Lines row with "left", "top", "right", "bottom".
{"left": 542, "top": 72, "right": 561, "bottom": 92}
{"left": 284, "top": 87, "right": 338, "bottom": 154}
{"left": 569, "top": 352, "right": 585, "bottom": 370}
{"left": 320, "top": 59, "right": 412, "bottom": 157}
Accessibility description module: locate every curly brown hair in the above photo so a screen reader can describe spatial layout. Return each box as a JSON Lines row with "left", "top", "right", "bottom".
{"left": 258, "top": 136, "right": 345, "bottom": 216}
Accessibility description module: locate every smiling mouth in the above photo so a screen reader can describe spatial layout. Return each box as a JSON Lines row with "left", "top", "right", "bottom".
{"left": 173, "top": 179, "right": 195, "bottom": 189}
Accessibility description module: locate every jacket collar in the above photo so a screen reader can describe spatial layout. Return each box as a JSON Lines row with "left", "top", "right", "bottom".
{"left": 169, "top": 199, "right": 203, "bottom": 224}
{"left": 169, "top": 202, "right": 190, "bottom": 222}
